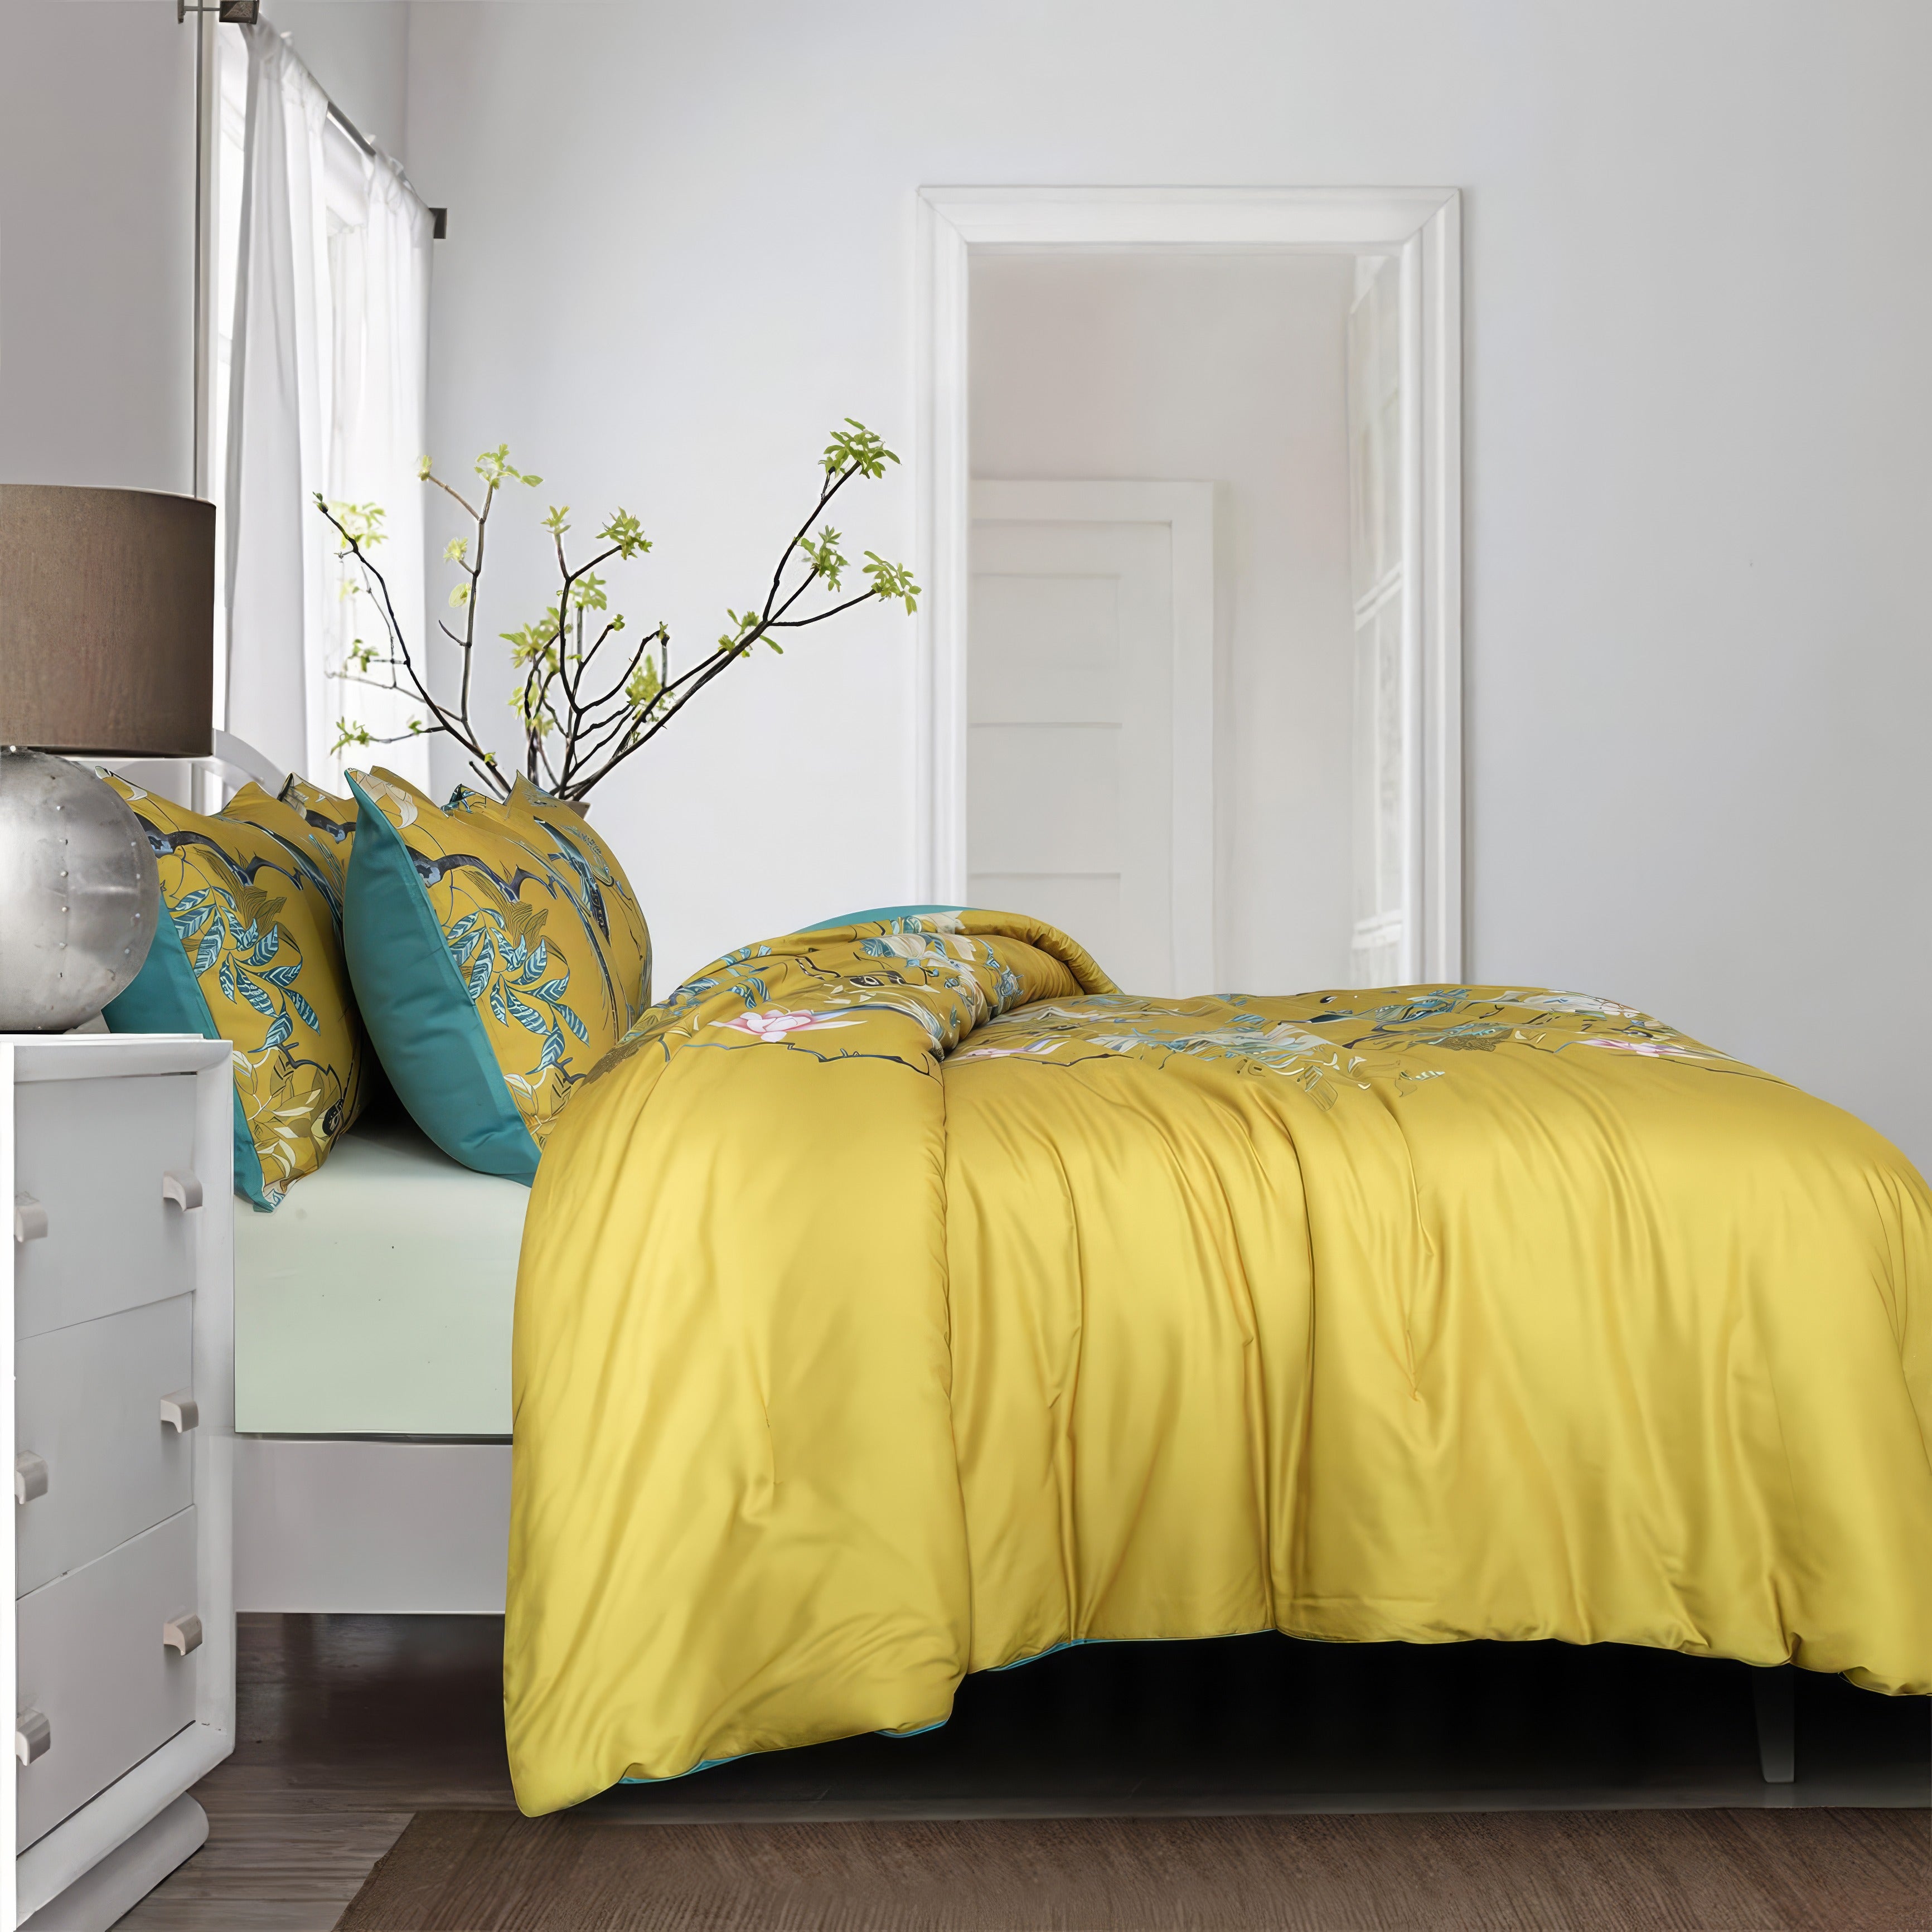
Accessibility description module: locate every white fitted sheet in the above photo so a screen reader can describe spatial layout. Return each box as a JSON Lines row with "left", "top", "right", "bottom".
{"left": 234, "top": 1112, "right": 526, "bottom": 1437}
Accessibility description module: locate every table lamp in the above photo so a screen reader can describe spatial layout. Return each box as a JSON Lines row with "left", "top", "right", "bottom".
{"left": 0, "top": 484, "right": 215, "bottom": 1031}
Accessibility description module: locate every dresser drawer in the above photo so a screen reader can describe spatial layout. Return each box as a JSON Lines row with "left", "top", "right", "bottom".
{"left": 15, "top": 1508, "right": 201, "bottom": 1852}
{"left": 15, "top": 1297, "right": 196, "bottom": 1597}
{"left": 13, "top": 1073, "right": 202, "bottom": 1338}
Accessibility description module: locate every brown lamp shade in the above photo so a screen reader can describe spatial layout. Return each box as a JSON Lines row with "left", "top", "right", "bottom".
{"left": 0, "top": 484, "right": 215, "bottom": 758}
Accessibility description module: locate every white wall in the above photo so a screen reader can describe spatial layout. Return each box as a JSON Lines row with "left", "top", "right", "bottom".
{"left": 0, "top": 2, "right": 198, "bottom": 492}
{"left": 971, "top": 252, "right": 1357, "bottom": 994}
{"left": 401, "top": 0, "right": 1932, "bottom": 1168}
{"left": 270, "top": 0, "right": 411, "bottom": 162}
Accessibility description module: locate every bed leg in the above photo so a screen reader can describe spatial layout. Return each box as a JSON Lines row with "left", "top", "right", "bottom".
{"left": 1751, "top": 1664, "right": 1796, "bottom": 1784}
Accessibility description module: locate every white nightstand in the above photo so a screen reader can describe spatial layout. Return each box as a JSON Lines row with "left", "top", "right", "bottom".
{"left": 3, "top": 1035, "right": 234, "bottom": 1931}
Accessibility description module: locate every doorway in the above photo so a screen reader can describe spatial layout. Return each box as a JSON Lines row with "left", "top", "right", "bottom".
{"left": 917, "top": 187, "right": 1461, "bottom": 996}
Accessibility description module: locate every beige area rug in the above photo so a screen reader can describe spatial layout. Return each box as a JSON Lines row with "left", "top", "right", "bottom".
{"left": 333, "top": 1806, "right": 1931, "bottom": 1931}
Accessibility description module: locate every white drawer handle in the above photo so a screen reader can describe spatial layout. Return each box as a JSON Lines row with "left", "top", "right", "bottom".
{"left": 14, "top": 1453, "right": 48, "bottom": 1505}
{"left": 161, "top": 1170, "right": 203, "bottom": 1212}
{"left": 163, "top": 1614, "right": 202, "bottom": 1657}
{"left": 13, "top": 1194, "right": 47, "bottom": 1243}
{"left": 16, "top": 1711, "right": 50, "bottom": 1765}
{"left": 159, "top": 1391, "right": 200, "bottom": 1434}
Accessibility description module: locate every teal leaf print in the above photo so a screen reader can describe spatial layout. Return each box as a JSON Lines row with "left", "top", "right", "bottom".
{"left": 263, "top": 1011, "right": 293, "bottom": 1052}
{"left": 490, "top": 981, "right": 509, "bottom": 1027}
{"left": 556, "top": 1002, "right": 589, "bottom": 1044}
{"left": 507, "top": 992, "right": 549, "bottom": 1035}
{"left": 287, "top": 988, "right": 319, "bottom": 1030}
{"left": 467, "top": 953, "right": 491, "bottom": 1004}
{"left": 236, "top": 972, "right": 277, "bottom": 1020}
{"left": 219, "top": 956, "right": 236, "bottom": 1003}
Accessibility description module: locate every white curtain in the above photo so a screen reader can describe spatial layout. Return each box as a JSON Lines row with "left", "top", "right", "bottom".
{"left": 224, "top": 23, "right": 431, "bottom": 790}
{"left": 323, "top": 139, "right": 433, "bottom": 788}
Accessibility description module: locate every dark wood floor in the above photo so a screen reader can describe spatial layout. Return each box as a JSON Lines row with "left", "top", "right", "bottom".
{"left": 118, "top": 1615, "right": 1930, "bottom": 1930}
{"left": 119, "top": 1616, "right": 515, "bottom": 1931}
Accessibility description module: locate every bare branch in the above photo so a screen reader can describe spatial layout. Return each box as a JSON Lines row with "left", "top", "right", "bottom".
{"left": 425, "top": 472, "right": 482, "bottom": 522}
{"left": 769, "top": 586, "right": 888, "bottom": 630}
{"left": 317, "top": 498, "right": 510, "bottom": 797}
{"left": 332, "top": 724, "right": 427, "bottom": 750}
{"left": 316, "top": 427, "right": 912, "bottom": 807}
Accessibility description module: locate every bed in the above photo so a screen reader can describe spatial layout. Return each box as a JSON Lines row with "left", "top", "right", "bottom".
{"left": 138, "top": 739, "right": 1923, "bottom": 1799}
{"left": 498, "top": 909, "right": 1932, "bottom": 1817}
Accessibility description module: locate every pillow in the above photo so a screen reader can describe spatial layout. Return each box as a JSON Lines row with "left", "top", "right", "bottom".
{"left": 101, "top": 776, "right": 371, "bottom": 1210}
{"left": 281, "top": 772, "right": 359, "bottom": 851}
{"left": 342, "top": 768, "right": 652, "bottom": 1182}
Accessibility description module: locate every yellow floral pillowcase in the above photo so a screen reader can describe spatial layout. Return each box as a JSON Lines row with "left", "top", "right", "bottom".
{"left": 101, "top": 777, "right": 372, "bottom": 1209}
{"left": 341, "top": 768, "right": 652, "bottom": 1180}
{"left": 282, "top": 772, "right": 359, "bottom": 855}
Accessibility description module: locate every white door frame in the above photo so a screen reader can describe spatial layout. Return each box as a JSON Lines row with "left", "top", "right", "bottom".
{"left": 971, "top": 480, "right": 1217, "bottom": 991}
{"left": 914, "top": 185, "right": 1464, "bottom": 982}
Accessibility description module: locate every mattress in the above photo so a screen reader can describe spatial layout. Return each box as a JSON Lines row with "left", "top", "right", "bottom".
{"left": 235, "top": 1111, "right": 526, "bottom": 1437}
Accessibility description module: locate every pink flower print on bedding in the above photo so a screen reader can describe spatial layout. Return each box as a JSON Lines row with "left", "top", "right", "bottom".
{"left": 712, "top": 1008, "right": 862, "bottom": 1042}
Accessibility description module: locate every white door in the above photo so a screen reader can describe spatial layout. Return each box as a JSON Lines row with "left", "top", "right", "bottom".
{"left": 1347, "top": 254, "right": 1415, "bottom": 988}
{"left": 967, "top": 481, "right": 1213, "bottom": 995}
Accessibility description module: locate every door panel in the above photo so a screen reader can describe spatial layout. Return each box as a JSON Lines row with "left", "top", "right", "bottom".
{"left": 969, "top": 490, "right": 1208, "bottom": 995}
{"left": 969, "top": 572, "right": 1120, "bottom": 722}
{"left": 967, "top": 723, "right": 1122, "bottom": 875}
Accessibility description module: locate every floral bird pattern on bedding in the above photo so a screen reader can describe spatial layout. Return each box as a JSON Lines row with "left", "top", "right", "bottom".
{"left": 101, "top": 776, "right": 370, "bottom": 1208}
{"left": 347, "top": 768, "right": 652, "bottom": 1150}
{"left": 588, "top": 912, "right": 1743, "bottom": 1105}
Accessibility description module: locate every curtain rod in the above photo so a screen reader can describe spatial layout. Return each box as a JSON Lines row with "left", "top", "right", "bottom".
{"left": 324, "top": 98, "right": 446, "bottom": 238}
{"left": 326, "top": 100, "right": 376, "bottom": 160}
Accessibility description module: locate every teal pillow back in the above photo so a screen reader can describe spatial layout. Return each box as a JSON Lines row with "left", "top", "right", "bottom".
{"left": 343, "top": 774, "right": 542, "bottom": 1184}
{"left": 800, "top": 904, "right": 968, "bottom": 932}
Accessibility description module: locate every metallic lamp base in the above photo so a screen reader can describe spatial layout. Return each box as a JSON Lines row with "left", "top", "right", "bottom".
{"left": 0, "top": 748, "right": 161, "bottom": 1032}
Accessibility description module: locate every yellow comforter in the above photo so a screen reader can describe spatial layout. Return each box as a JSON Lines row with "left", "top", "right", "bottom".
{"left": 505, "top": 911, "right": 1932, "bottom": 1814}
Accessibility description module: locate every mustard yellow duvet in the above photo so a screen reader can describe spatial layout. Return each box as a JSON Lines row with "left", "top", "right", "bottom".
{"left": 505, "top": 912, "right": 1932, "bottom": 1815}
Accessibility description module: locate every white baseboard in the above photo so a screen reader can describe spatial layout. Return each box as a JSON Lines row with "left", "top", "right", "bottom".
{"left": 19, "top": 1795, "right": 207, "bottom": 1932}
{"left": 234, "top": 1436, "right": 511, "bottom": 1613}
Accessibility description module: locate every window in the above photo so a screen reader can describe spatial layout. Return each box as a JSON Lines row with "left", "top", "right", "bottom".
{"left": 208, "top": 25, "right": 432, "bottom": 792}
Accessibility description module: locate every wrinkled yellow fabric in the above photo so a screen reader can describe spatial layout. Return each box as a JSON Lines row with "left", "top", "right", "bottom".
{"left": 506, "top": 912, "right": 1932, "bottom": 1815}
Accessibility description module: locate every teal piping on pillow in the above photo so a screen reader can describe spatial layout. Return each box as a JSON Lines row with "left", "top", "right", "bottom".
{"left": 343, "top": 775, "right": 540, "bottom": 1185}
{"left": 105, "top": 907, "right": 273, "bottom": 1212}
{"left": 798, "top": 904, "right": 968, "bottom": 933}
